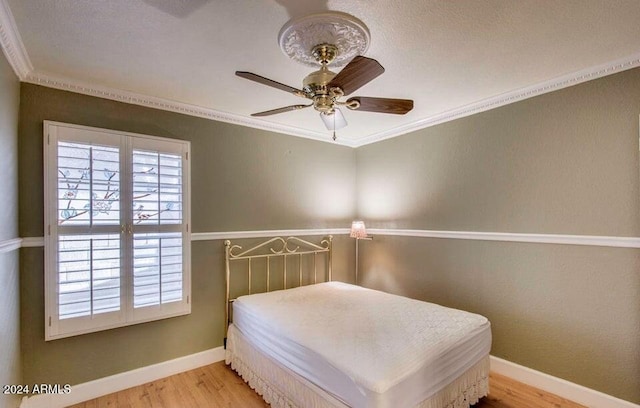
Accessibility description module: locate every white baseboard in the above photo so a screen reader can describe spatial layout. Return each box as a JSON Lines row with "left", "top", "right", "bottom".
{"left": 20, "top": 346, "right": 225, "bottom": 408}
{"left": 17, "top": 348, "right": 637, "bottom": 408}
{"left": 490, "top": 356, "right": 640, "bottom": 408}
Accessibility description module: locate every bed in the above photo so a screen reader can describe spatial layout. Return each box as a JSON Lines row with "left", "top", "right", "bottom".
{"left": 223, "top": 236, "right": 491, "bottom": 408}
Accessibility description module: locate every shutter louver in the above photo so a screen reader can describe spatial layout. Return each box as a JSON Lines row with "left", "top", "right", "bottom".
{"left": 132, "top": 150, "right": 182, "bottom": 225}
{"left": 131, "top": 149, "right": 184, "bottom": 310}
{"left": 133, "top": 233, "right": 183, "bottom": 307}
{"left": 58, "top": 234, "right": 121, "bottom": 319}
{"left": 57, "top": 142, "right": 120, "bottom": 226}
{"left": 57, "top": 140, "right": 122, "bottom": 322}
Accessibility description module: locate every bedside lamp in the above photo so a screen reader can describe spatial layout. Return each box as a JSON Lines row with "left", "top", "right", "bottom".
{"left": 350, "top": 221, "right": 372, "bottom": 284}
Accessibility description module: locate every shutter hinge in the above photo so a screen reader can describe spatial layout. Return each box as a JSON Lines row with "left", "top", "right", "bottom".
{"left": 47, "top": 133, "right": 50, "bottom": 144}
{"left": 186, "top": 223, "right": 189, "bottom": 232}
{"left": 48, "top": 225, "right": 51, "bottom": 236}
{"left": 48, "top": 316, "right": 52, "bottom": 326}
{"left": 185, "top": 151, "right": 188, "bottom": 160}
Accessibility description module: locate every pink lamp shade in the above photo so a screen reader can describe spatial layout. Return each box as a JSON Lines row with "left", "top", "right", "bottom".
{"left": 350, "top": 221, "right": 368, "bottom": 239}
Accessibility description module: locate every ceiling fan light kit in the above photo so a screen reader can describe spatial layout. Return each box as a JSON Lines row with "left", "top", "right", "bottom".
{"left": 236, "top": 11, "right": 414, "bottom": 140}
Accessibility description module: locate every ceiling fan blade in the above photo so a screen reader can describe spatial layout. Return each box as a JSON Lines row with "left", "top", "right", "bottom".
{"left": 346, "top": 97, "right": 414, "bottom": 115}
{"left": 327, "top": 56, "right": 385, "bottom": 96}
{"left": 236, "top": 71, "right": 306, "bottom": 98}
{"left": 250, "top": 104, "right": 311, "bottom": 117}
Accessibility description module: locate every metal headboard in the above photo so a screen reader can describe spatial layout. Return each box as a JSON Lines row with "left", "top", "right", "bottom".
{"left": 224, "top": 235, "right": 333, "bottom": 340}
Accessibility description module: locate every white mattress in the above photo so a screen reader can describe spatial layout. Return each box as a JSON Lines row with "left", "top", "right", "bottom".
{"left": 232, "top": 282, "right": 491, "bottom": 408}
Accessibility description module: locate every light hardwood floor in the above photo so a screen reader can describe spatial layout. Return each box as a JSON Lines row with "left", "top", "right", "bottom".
{"left": 69, "top": 361, "right": 586, "bottom": 408}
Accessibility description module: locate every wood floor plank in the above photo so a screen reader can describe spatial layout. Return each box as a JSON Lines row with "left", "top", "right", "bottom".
{"left": 68, "top": 361, "right": 586, "bottom": 408}
{"left": 484, "top": 373, "right": 586, "bottom": 408}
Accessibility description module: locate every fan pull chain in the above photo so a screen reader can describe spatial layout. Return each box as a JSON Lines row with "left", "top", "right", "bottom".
{"left": 332, "top": 109, "right": 337, "bottom": 141}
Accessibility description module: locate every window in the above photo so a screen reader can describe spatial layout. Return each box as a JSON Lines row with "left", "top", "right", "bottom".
{"left": 44, "top": 122, "right": 191, "bottom": 340}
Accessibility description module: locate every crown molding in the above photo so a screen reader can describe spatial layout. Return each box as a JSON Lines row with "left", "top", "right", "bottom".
{"left": 351, "top": 51, "right": 640, "bottom": 147}
{"left": 23, "top": 51, "right": 640, "bottom": 148}
{"left": 0, "top": 0, "right": 32, "bottom": 80}
{"left": 22, "top": 72, "right": 358, "bottom": 147}
{"left": 2, "top": 0, "right": 638, "bottom": 147}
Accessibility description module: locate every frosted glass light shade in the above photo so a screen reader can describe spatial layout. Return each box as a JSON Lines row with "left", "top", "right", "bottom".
{"left": 320, "top": 108, "right": 347, "bottom": 130}
{"left": 350, "top": 220, "right": 368, "bottom": 239}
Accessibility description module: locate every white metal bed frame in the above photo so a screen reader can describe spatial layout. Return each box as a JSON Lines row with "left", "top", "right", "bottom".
{"left": 222, "top": 235, "right": 489, "bottom": 408}
{"left": 224, "top": 235, "right": 333, "bottom": 341}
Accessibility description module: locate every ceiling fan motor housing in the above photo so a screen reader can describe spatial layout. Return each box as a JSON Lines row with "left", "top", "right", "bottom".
{"left": 303, "top": 65, "right": 338, "bottom": 113}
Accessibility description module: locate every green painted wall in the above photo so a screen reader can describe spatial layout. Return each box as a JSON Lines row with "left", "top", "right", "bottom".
{"left": 16, "top": 67, "right": 640, "bottom": 404}
{"left": 356, "top": 68, "right": 640, "bottom": 403}
{"left": 18, "top": 84, "right": 356, "bottom": 386}
{"left": 0, "top": 51, "right": 21, "bottom": 408}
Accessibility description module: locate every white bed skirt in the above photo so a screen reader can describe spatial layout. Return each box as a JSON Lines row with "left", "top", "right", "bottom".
{"left": 225, "top": 324, "right": 490, "bottom": 408}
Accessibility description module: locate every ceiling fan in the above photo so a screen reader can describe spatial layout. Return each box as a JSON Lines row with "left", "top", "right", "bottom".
{"left": 234, "top": 13, "right": 413, "bottom": 140}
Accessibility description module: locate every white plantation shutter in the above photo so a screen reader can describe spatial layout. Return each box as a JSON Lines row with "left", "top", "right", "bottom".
{"left": 132, "top": 150, "right": 183, "bottom": 225}
{"left": 129, "top": 137, "right": 188, "bottom": 321}
{"left": 57, "top": 141, "right": 121, "bottom": 226}
{"left": 56, "top": 141, "right": 122, "bottom": 327}
{"left": 44, "top": 122, "right": 191, "bottom": 340}
{"left": 133, "top": 232, "right": 183, "bottom": 307}
{"left": 58, "top": 234, "right": 121, "bottom": 319}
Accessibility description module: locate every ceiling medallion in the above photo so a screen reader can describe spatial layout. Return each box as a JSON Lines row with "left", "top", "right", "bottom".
{"left": 278, "top": 11, "right": 370, "bottom": 68}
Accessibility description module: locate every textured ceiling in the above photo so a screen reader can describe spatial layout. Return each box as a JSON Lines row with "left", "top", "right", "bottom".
{"left": 5, "top": 0, "right": 640, "bottom": 144}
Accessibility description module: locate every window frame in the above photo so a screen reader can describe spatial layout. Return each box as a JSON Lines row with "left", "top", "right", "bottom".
{"left": 44, "top": 121, "right": 191, "bottom": 341}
